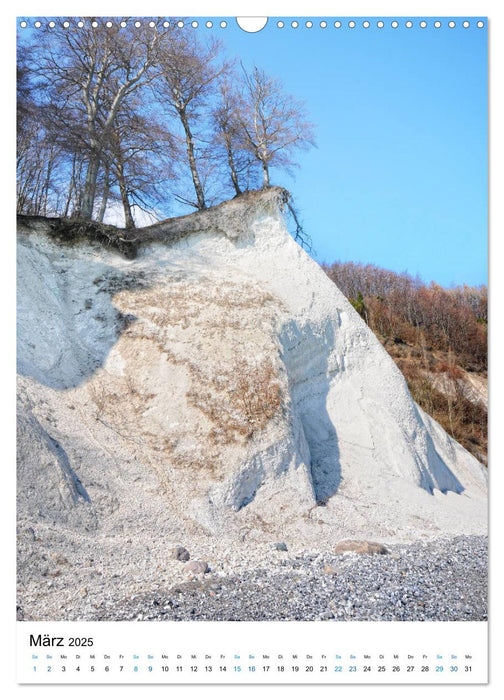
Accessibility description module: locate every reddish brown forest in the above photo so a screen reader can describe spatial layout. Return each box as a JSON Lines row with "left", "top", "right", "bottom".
{"left": 323, "top": 262, "right": 488, "bottom": 463}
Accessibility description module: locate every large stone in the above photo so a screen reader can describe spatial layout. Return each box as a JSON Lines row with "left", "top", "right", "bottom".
{"left": 184, "top": 560, "right": 210, "bottom": 575}
{"left": 334, "top": 540, "right": 389, "bottom": 555}
{"left": 171, "top": 546, "right": 190, "bottom": 562}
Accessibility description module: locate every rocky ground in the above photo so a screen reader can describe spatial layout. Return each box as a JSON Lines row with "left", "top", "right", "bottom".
{"left": 18, "top": 535, "right": 486, "bottom": 623}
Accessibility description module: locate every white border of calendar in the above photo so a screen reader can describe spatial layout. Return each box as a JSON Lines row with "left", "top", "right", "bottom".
{"left": 3, "top": 0, "right": 502, "bottom": 698}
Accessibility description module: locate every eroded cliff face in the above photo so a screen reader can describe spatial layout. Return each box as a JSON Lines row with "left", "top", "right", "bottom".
{"left": 17, "top": 189, "right": 487, "bottom": 611}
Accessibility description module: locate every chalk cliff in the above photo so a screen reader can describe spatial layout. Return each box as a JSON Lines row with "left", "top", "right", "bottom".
{"left": 16, "top": 188, "right": 487, "bottom": 618}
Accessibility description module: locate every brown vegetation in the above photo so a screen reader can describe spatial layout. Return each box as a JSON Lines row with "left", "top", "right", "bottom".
{"left": 323, "top": 261, "right": 487, "bottom": 463}
{"left": 188, "top": 358, "right": 283, "bottom": 443}
{"left": 87, "top": 279, "right": 285, "bottom": 482}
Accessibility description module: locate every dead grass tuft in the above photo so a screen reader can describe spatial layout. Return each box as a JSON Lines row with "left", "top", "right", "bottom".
{"left": 187, "top": 357, "right": 283, "bottom": 444}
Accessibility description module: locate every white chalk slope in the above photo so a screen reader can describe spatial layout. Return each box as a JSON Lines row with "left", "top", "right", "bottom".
{"left": 17, "top": 190, "right": 487, "bottom": 562}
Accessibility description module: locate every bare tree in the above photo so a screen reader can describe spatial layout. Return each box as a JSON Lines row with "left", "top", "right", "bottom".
{"left": 18, "top": 22, "right": 318, "bottom": 226}
{"left": 17, "top": 94, "right": 68, "bottom": 216}
{"left": 156, "top": 34, "right": 230, "bottom": 210}
{"left": 17, "top": 52, "right": 44, "bottom": 214}
{"left": 237, "top": 65, "right": 315, "bottom": 188}
{"left": 100, "top": 105, "right": 178, "bottom": 227}
{"left": 30, "top": 19, "right": 169, "bottom": 220}
{"left": 211, "top": 75, "right": 259, "bottom": 196}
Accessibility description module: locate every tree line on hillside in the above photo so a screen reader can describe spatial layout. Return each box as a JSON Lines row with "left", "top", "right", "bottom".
{"left": 323, "top": 261, "right": 487, "bottom": 372}
{"left": 324, "top": 261, "right": 487, "bottom": 461}
{"left": 17, "top": 18, "right": 315, "bottom": 226}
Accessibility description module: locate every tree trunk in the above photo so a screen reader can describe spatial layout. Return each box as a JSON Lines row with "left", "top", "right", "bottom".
{"left": 116, "top": 158, "right": 135, "bottom": 229}
{"left": 226, "top": 140, "right": 242, "bottom": 196}
{"left": 261, "top": 160, "right": 270, "bottom": 188}
{"left": 32, "top": 167, "right": 43, "bottom": 215}
{"left": 70, "top": 158, "right": 85, "bottom": 219}
{"left": 41, "top": 146, "right": 57, "bottom": 217}
{"left": 179, "top": 107, "right": 206, "bottom": 210}
{"left": 80, "top": 148, "right": 101, "bottom": 220}
{"left": 64, "top": 154, "right": 80, "bottom": 218}
{"left": 97, "top": 161, "right": 111, "bottom": 223}
{"left": 119, "top": 183, "right": 135, "bottom": 229}
{"left": 17, "top": 166, "right": 34, "bottom": 213}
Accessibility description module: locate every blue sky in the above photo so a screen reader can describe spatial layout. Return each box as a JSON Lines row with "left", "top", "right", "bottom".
{"left": 204, "top": 17, "right": 487, "bottom": 287}
{"left": 16, "top": 15, "right": 488, "bottom": 286}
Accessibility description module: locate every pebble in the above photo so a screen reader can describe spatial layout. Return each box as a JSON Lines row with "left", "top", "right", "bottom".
{"left": 90, "top": 535, "right": 487, "bottom": 622}
{"left": 273, "top": 542, "right": 288, "bottom": 551}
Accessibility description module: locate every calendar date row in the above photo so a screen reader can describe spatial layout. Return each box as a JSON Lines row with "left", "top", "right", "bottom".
{"left": 33, "top": 663, "right": 474, "bottom": 674}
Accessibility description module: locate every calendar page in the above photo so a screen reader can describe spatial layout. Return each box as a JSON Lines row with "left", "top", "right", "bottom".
{"left": 14, "top": 1, "right": 490, "bottom": 689}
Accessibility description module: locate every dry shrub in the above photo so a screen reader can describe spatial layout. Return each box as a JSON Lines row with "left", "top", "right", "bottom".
{"left": 88, "top": 374, "right": 155, "bottom": 440}
{"left": 397, "top": 360, "right": 487, "bottom": 464}
{"left": 233, "top": 358, "right": 283, "bottom": 431}
{"left": 324, "top": 261, "right": 487, "bottom": 372}
{"left": 434, "top": 361, "right": 464, "bottom": 380}
{"left": 187, "top": 357, "right": 283, "bottom": 444}
{"left": 366, "top": 297, "right": 418, "bottom": 345}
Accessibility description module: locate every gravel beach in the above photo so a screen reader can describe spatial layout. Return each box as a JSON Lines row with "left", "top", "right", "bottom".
{"left": 90, "top": 535, "right": 487, "bottom": 622}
